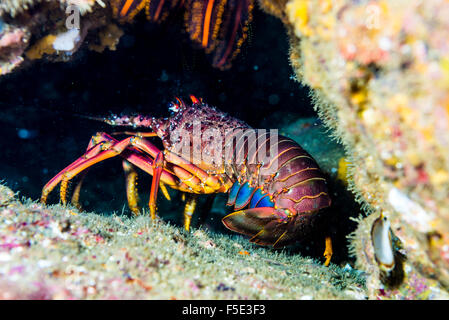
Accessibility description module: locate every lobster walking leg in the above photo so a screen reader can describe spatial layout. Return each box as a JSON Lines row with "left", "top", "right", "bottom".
{"left": 123, "top": 159, "right": 141, "bottom": 216}
{"left": 70, "top": 171, "right": 87, "bottom": 209}
{"left": 164, "top": 150, "right": 226, "bottom": 193}
{"left": 41, "top": 142, "right": 105, "bottom": 204}
{"left": 112, "top": 135, "right": 213, "bottom": 194}
{"left": 323, "top": 236, "right": 333, "bottom": 267}
{"left": 183, "top": 194, "right": 198, "bottom": 232}
{"left": 159, "top": 182, "right": 171, "bottom": 201}
{"left": 69, "top": 136, "right": 100, "bottom": 209}
{"left": 124, "top": 154, "right": 172, "bottom": 216}
{"left": 56, "top": 138, "right": 144, "bottom": 204}
{"left": 111, "top": 131, "right": 159, "bottom": 138}
{"left": 41, "top": 133, "right": 180, "bottom": 206}
{"left": 149, "top": 152, "right": 164, "bottom": 219}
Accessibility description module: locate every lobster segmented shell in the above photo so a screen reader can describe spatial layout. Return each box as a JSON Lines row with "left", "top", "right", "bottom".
{"left": 221, "top": 130, "right": 331, "bottom": 247}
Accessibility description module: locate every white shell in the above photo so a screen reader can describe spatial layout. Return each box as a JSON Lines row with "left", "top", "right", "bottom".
{"left": 371, "top": 213, "right": 395, "bottom": 270}
{"left": 53, "top": 29, "right": 80, "bottom": 52}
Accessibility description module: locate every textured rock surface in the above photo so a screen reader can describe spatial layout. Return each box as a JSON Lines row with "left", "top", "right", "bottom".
{"left": 261, "top": 0, "right": 449, "bottom": 298}
{"left": 0, "top": 0, "right": 113, "bottom": 76}
{"left": 0, "top": 184, "right": 366, "bottom": 299}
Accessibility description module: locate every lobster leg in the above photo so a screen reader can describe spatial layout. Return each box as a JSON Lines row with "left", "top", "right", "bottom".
{"left": 183, "top": 194, "right": 198, "bottom": 232}
{"left": 123, "top": 160, "right": 141, "bottom": 216}
{"left": 110, "top": 135, "right": 208, "bottom": 194}
{"left": 41, "top": 133, "right": 180, "bottom": 206}
{"left": 69, "top": 136, "right": 99, "bottom": 209}
{"left": 323, "top": 236, "right": 333, "bottom": 267}
{"left": 164, "top": 150, "right": 228, "bottom": 193}
{"left": 70, "top": 171, "right": 87, "bottom": 210}
{"left": 101, "top": 133, "right": 213, "bottom": 196}
{"left": 111, "top": 131, "right": 158, "bottom": 138}
{"left": 41, "top": 142, "right": 104, "bottom": 204}
{"left": 149, "top": 152, "right": 164, "bottom": 219}
{"left": 159, "top": 182, "right": 171, "bottom": 201}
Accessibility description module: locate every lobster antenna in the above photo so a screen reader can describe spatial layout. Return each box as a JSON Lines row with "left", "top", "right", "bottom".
{"left": 72, "top": 113, "right": 115, "bottom": 124}
{"left": 0, "top": 101, "right": 120, "bottom": 126}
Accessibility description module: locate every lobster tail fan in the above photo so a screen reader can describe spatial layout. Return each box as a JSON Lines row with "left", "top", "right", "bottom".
{"left": 185, "top": 0, "right": 254, "bottom": 69}
{"left": 222, "top": 207, "right": 292, "bottom": 247}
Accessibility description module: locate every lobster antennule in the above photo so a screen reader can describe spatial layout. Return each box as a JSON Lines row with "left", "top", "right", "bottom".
{"left": 222, "top": 207, "right": 293, "bottom": 248}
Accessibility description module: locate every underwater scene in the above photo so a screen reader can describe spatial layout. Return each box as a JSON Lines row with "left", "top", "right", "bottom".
{"left": 0, "top": 0, "right": 448, "bottom": 301}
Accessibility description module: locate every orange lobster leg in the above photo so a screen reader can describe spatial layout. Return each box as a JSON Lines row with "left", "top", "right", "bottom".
{"left": 149, "top": 152, "right": 164, "bottom": 219}
{"left": 42, "top": 132, "right": 115, "bottom": 204}
{"left": 68, "top": 136, "right": 100, "bottom": 209}
{"left": 323, "top": 236, "right": 333, "bottom": 267}
{"left": 41, "top": 133, "right": 180, "bottom": 206}
{"left": 57, "top": 142, "right": 142, "bottom": 204}
{"left": 111, "top": 131, "right": 159, "bottom": 138}
{"left": 41, "top": 142, "right": 106, "bottom": 204}
{"left": 170, "top": 166, "right": 203, "bottom": 193}
{"left": 120, "top": 136, "right": 222, "bottom": 193}
{"left": 124, "top": 151, "right": 178, "bottom": 187}
{"left": 159, "top": 182, "right": 171, "bottom": 201}
{"left": 164, "top": 150, "right": 225, "bottom": 193}
{"left": 70, "top": 171, "right": 86, "bottom": 209}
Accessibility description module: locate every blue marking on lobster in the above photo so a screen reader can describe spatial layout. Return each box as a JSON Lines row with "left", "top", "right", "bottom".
{"left": 255, "top": 195, "right": 274, "bottom": 208}
{"left": 234, "top": 182, "right": 256, "bottom": 210}
{"left": 227, "top": 181, "right": 241, "bottom": 206}
{"left": 249, "top": 188, "right": 265, "bottom": 208}
{"left": 227, "top": 181, "right": 274, "bottom": 210}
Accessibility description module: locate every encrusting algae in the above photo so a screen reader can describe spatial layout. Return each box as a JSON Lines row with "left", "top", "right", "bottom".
{"left": 0, "top": 184, "right": 366, "bottom": 299}
{"left": 260, "top": 0, "right": 449, "bottom": 298}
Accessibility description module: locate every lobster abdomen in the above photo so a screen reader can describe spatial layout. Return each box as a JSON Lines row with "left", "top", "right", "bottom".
{"left": 225, "top": 134, "right": 330, "bottom": 214}
{"left": 223, "top": 133, "right": 331, "bottom": 247}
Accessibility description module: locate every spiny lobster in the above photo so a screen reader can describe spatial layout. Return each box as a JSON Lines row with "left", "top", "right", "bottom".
{"left": 41, "top": 96, "right": 333, "bottom": 265}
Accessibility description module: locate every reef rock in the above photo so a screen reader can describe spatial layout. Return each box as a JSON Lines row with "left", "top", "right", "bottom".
{"left": 0, "top": 0, "right": 116, "bottom": 76}
{"left": 261, "top": 0, "right": 449, "bottom": 298}
{"left": 0, "top": 184, "right": 365, "bottom": 299}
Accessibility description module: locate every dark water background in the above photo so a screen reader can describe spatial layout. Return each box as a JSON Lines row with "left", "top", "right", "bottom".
{"left": 0, "top": 7, "right": 357, "bottom": 265}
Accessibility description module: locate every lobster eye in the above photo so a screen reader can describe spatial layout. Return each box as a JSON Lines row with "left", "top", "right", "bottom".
{"left": 168, "top": 102, "right": 179, "bottom": 113}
